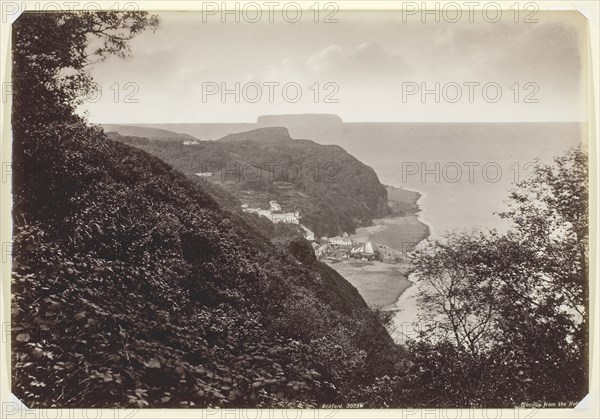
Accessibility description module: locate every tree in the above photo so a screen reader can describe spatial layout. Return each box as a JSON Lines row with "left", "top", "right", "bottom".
{"left": 12, "top": 11, "right": 159, "bottom": 125}
{"left": 12, "top": 11, "right": 159, "bottom": 221}
{"left": 414, "top": 231, "right": 507, "bottom": 356}
{"left": 498, "top": 146, "right": 588, "bottom": 400}
{"left": 499, "top": 146, "right": 588, "bottom": 334}
{"left": 410, "top": 146, "right": 589, "bottom": 404}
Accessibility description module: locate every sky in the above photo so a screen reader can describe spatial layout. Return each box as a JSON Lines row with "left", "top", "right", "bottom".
{"left": 80, "top": 10, "right": 588, "bottom": 123}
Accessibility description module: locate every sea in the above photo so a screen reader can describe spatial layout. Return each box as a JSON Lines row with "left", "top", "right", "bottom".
{"left": 316, "top": 122, "right": 586, "bottom": 239}
{"left": 284, "top": 121, "right": 587, "bottom": 343}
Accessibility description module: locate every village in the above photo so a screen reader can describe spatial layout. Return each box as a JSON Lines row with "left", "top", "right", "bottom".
{"left": 311, "top": 233, "right": 380, "bottom": 262}
{"left": 241, "top": 200, "right": 303, "bottom": 227}
{"left": 241, "top": 200, "right": 399, "bottom": 263}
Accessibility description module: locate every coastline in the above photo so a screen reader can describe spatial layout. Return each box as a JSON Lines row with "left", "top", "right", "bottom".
{"left": 411, "top": 189, "right": 436, "bottom": 241}
{"left": 387, "top": 188, "right": 434, "bottom": 344}
{"left": 324, "top": 185, "right": 431, "bottom": 312}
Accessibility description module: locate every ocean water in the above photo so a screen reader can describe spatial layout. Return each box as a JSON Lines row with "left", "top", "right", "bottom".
{"left": 311, "top": 122, "right": 586, "bottom": 238}
{"left": 292, "top": 121, "right": 587, "bottom": 343}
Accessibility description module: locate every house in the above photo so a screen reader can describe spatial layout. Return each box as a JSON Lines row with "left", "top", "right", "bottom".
{"left": 242, "top": 204, "right": 300, "bottom": 225}
{"left": 300, "top": 225, "right": 315, "bottom": 241}
{"left": 257, "top": 209, "right": 272, "bottom": 218}
{"left": 271, "top": 214, "right": 285, "bottom": 223}
{"left": 329, "top": 236, "right": 353, "bottom": 247}
{"left": 269, "top": 200, "right": 281, "bottom": 212}
{"left": 195, "top": 172, "right": 213, "bottom": 178}
{"left": 272, "top": 211, "right": 300, "bottom": 224}
{"left": 183, "top": 140, "right": 200, "bottom": 145}
{"left": 314, "top": 243, "right": 329, "bottom": 259}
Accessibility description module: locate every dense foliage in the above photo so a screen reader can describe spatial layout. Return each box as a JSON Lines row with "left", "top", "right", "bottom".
{"left": 12, "top": 121, "right": 407, "bottom": 407}
{"left": 11, "top": 11, "right": 403, "bottom": 408}
{"left": 405, "top": 147, "right": 589, "bottom": 406}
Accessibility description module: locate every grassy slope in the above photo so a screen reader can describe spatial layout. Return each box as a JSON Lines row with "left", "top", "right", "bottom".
{"left": 12, "top": 122, "right": 404, "bottom": 408}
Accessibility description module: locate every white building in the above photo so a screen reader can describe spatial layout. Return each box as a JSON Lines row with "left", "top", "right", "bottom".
{"left": 300, "top": 225, "right": 315, "bottom": 241}
{"left": 272, "top": 211, "right": 299, "bottom": 224}
{"left": 269, "top": 200, "right": 282, "bottom": 212}
{"left": 242, "top": 204, "right": 300, "bottom": 225}
{"left": 195, "top": 172, "right": 212, "bottom": 178}
{"left": 329, "top": 236, "right": 353, "bottom": 246}
{"left": 183, "top": 140, "right": 200, "bottom": 145}
{"left": 314, "top": 244, "right": 329, "bottom": 259}
{"left": 258, "top": 210, "right": 272, "bottom": 218}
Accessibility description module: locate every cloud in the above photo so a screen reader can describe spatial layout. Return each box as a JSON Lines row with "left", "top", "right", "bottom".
{"left": 82, "top": 11, "right": 587, "bottom": 123}
{"left": 415, "top": 18, "right": 584, "bottom": 87}
{"left": 262, "top": 43, "right": 412, "bottom": 85}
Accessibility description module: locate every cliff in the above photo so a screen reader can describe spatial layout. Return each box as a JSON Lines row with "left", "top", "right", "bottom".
{"left": 111, "top": 127, "right": 390, "bottom": 237}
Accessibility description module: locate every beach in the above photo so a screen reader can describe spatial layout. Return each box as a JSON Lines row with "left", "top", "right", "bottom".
{"left": 325, "top": 186, "right": 430, "bottom": 319}
{"left": 327, "top": 259, "right": 414, "bottom": 309}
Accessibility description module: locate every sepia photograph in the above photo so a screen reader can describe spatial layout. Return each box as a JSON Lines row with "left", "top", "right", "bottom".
{"left": 1, "top": 1, "right": 598, "bottom": 415}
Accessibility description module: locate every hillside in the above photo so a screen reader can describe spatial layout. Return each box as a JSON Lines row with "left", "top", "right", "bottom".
{"left": 109, "top": 113, "right": 345, "bottom": 142}
{"left": 256, "top": 114, "right": 345, "bottom": 142}
{"left": 217, "top": 127, "right": 293, "bottom": 145}
{"left": 102, "top": 124, "right": 197, "bottom": 141}
{"left": 125, "top": 123, "right": 259, "bottom": 141}
{"left": 109, "top": 127, "right": 390, "bottom": 237}
{"left": 12, "top": 121, "right": 404, "bottom": 408}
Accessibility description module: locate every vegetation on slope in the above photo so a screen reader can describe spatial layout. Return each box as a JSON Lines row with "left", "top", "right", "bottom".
{"left": 13, "top": 121, "right": 406, "bottom": 407}
{"left": 11, "top": 11, "right": 403, "bottom": 408}
{"left": 109, "top": 127, "right": 390, "bottom": 237}
{"left": 102, "top": 124, "right": 198, "bottom": 141}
